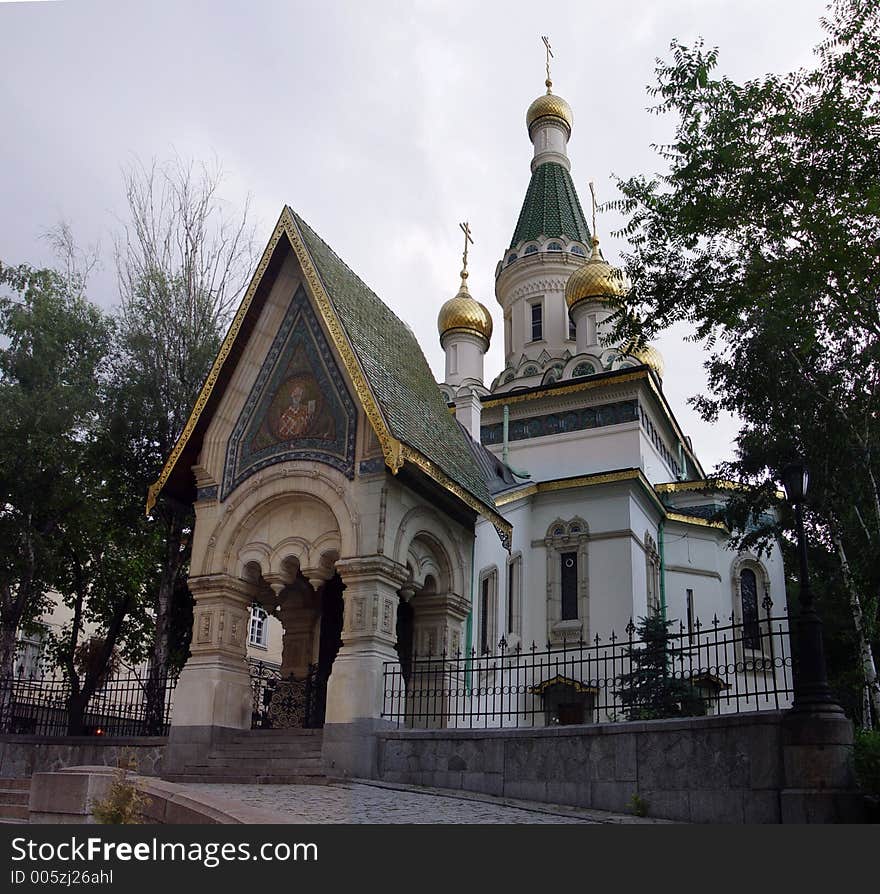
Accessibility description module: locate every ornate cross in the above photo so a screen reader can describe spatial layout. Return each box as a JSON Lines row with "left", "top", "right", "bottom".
{"left": 542, "top": 35, "right": 553, "bottom": 90}
{"left": 588, "top": 180, "right": 598, "bottom": 240}
{"left": 459, "top": 221, "right": 473, "bottom": 277}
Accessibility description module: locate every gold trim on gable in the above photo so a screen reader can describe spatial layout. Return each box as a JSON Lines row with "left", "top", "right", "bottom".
{"left": 145, "top": 206, "right": 508, "bottom": 547}
{"left": 145, "top": 214, "right": 288, "bottom": 515}
{"left": 400, "top": 445, "right": 512, "bottom": 549}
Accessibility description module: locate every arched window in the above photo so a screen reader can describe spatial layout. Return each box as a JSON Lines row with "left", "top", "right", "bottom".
{"left": 547, "top": 242, "right": 563, "bottom": 252}
{"left": 478, "top": 567, "right": 499, "bottom": 654}
{"left": 543, "top": 519, "right": 590, "bottom": 643}
{"left": 503, "top": 371, "right": 515, "bottom": 384}
{"left": 523, "top": 365, "right": 539, "bottom": 376}
{"left": 524, "top": 244, "right": 538, "bottom": 255}
{"left": 740, "top": 568, "right": 760, "bottom": 650}
{"left": 507, "top": 253, "right": 518, "bottom": 265}
{"left": 571, "top": 244, "right": 586, "bottom": 257}
{"left": 645, "top": 534, "right": 661, "bottom": 616}
{"left": 573, "top": 362, "right": 595, "bottom": 378}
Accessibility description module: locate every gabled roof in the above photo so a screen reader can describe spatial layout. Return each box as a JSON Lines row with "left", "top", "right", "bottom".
{"left": 147, "top": 206, "right": 511, "bottom": 547}
{"left": 509, "top": 161, "right": 591, "bottom": 249}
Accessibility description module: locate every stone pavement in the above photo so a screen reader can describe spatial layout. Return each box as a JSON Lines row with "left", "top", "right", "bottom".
{"left": 178, "top": 779, "right": 667, "bottom": 824}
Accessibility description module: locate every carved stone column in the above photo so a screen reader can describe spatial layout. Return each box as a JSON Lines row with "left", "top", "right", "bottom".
{"left": 170, "top": 574, "right": 253, "bottom": 731}
{"left": 324, "top": 555, "right": 408, "bottom": 726}
{"left": 407, "top": 591, "right": 470, "bottom": 729}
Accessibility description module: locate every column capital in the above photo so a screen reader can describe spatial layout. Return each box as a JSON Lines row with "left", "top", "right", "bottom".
{"left": 335, "top": 555, "right": 409, "bottom": 590}
{"left": 187, "top": 573, "right": 253, "bottom": 606}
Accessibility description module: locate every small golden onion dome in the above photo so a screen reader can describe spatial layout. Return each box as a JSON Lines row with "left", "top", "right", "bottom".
{"left": 526, "top": 88, "right": 573, "bottom": 134}
{"left": 438, "top": 279, "right": 493, "bottom": 343}
{"left": 621, "top": 341, "right": 665, "bottom": 380}
{"left": 564, "top": 238, "right": 628, "bottom": 310}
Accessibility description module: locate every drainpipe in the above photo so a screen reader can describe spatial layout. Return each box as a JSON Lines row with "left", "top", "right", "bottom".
{"left": 658, "top": 519, "right": 667, "bottom": 621}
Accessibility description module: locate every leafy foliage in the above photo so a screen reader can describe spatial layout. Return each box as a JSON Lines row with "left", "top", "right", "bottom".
{"left": 853, "top": 728, "right": 880, "bottom": 796}
{"left": 608, "top": 0, "right": 880, "bottom": 725}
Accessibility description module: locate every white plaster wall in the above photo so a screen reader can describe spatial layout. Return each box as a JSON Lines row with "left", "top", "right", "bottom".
{"left": 487, "top": 423, "right": 643, "bottom": 483}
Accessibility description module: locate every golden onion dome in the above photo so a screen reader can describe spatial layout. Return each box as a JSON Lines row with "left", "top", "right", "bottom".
{"left": 621, "top": 341, "right": 665, "bottom": 380}
{"left": 526, "top": 85, "right": 573, "bottom": 134}
{"left": 438, "top": 279, "right": 493, "bottom": 343}
{"left": 564, "top": 238, "right": 628, "bottom": 310}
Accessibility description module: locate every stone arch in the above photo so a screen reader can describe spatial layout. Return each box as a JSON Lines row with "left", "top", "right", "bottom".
{"left": 393, "top": 505, "right": 466, "bottom": 598}
{"left": 198, "top": 464, "right": 359, "bottom": 578}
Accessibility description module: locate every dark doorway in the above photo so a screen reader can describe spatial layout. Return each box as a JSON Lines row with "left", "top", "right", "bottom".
{"left": 313, "top": 573, "right": 345, "bottom": 726}
{"left": 396, "top": 599, "right": 414, "bottom": 686}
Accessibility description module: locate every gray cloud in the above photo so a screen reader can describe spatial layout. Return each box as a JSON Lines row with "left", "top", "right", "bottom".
{"left": 0, "top": 0, "right": 830, "bottom": 472}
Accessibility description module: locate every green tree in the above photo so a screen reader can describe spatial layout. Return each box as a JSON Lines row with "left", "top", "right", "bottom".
{"left": 111, "top": 157, "right": 254, "bottom": 723}
{"left": 617, "top": 615, "right": 706, "bottom": 721}
{"left": 0, "top": 262, "right": 112, "bottom": 689}
{"left": 608, "top": 0, "right": 880, "bottom": 726}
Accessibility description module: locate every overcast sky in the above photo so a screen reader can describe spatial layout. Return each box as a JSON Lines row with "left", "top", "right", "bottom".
{"left": 1, "top": 0, "right": 831, "bottom": 473}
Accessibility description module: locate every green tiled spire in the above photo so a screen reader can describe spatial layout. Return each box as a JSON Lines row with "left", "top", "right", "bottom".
{"left": 508, "top": 162, "right": 591, "bottom": 249}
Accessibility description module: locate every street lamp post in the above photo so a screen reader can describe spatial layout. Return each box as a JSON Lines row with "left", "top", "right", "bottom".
{"left": 780, "top": 462, "right": 841, "bottom": 713}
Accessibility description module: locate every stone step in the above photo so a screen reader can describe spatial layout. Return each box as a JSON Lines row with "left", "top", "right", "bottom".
{"left": 0, "top": 779, "right": 31, "bottom": 791}
{"left": 229, "top": 729, "right": 323, "bottom": 741}
{"left": 202, "top": 759, "right": 324, "bottom": 772}
{"left": 0, "top": 804, "right": 29, "bottom": 821}
{"left": 208, "top": 747, "right": 323, "bottom": 759}
{"left": 0, "top": 791, "right": 29, "bottom": 806}
{"left": 167, "top": 772, "right": 331, "bottom": 785}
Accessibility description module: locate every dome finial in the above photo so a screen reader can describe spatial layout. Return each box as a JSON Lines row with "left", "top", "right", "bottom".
{"left": 459, "top": 220, "right": 473, "bottom": 289}
{"left": 542, "top": 35, "right": 554, "bottom": 94}
{"left": 438, "top": 221, "right": 493, "bottom": 343}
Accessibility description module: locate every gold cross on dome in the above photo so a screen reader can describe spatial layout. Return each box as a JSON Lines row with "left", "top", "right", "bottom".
{"left": 542, "top": 35, "right": 554, "bottom": 91}
{"left": 589, "top": 180, "right": 598, "bottom": 240}
{"left": 459, "top": 221, "right": 473, "bottom": 277}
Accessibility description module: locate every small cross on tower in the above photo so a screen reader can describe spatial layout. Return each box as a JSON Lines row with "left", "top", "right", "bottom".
{"left": 542, "top": 35, "right": 554, "bottom": 91}
{"left": 589, "top": 180, "right": 598, "bottom": 240}
{"left": 459, "top": 220, "right": 473, "bottom": 280}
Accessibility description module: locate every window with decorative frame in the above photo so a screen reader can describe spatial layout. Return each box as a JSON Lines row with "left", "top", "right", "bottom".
{"left": 645, "top": 533, "right": 661, "bottom": 616}
{"left": 731, "top": 558, "right": 770, "bottom": 652}
{"left": 506, "top": 552, "right": 523, "bottom": 644}
{"left": 478, "top": 567, "right": 498, "bottom": 655}
{"left": 542, "top": 518, "right": 590, "bottom": 643}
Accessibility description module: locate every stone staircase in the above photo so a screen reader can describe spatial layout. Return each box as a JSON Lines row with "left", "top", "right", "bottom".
{"left": 166, "top": 729, "right": 328, "bottom": 784}
{"left": 0, "top": 778, "right": 31, "bottom": 824}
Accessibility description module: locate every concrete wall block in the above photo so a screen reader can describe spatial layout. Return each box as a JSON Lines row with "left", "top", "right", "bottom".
{"left": 590, "top": 780, "right": 634, "bottom": 814}
{"left": 687, "top": 788, "right": 745, "bottom": 824}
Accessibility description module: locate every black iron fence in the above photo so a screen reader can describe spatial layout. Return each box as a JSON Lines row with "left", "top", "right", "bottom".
{"left": 382, "top": 612, "right": 794, "bottom": 729}
{"left": 249, "top": 660, "right": 325, "bottom": 729}
{"left": 0, "top": 669, "right": 177, "bottom": 737}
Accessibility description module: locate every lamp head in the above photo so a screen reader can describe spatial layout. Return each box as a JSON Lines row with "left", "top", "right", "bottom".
{"left": 781, "top": 462, "right": 809, "bottom": 505}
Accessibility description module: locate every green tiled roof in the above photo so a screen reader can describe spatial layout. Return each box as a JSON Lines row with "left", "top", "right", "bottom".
{"left": 291, "top": 209, "right": 498, "bottom": 512}
{"left": 509, "top": 162, "right": 591, "bottom": 249}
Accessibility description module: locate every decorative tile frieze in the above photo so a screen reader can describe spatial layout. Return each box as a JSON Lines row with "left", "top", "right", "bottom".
{"left": 480, "top": 398, "right": 639, "bottom": 445}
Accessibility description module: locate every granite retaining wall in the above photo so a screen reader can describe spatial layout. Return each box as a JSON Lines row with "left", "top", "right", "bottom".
{"left": 376, "top": 710, "right": 859, "bottom": 823}
{"left": 0, "top": 734, "right": 167, "bottom": 778}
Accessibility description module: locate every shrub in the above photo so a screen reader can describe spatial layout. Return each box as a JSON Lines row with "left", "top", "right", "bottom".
{"left": 853, "top": 729, "right": 880, "bottom": 798}
{"left": 91, "top": 765, "right": 150, "bottom": 824}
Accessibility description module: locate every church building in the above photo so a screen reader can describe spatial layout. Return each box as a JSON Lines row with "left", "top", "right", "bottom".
{"left": 150, "top": 66, "right": 786, "bottom": 776}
